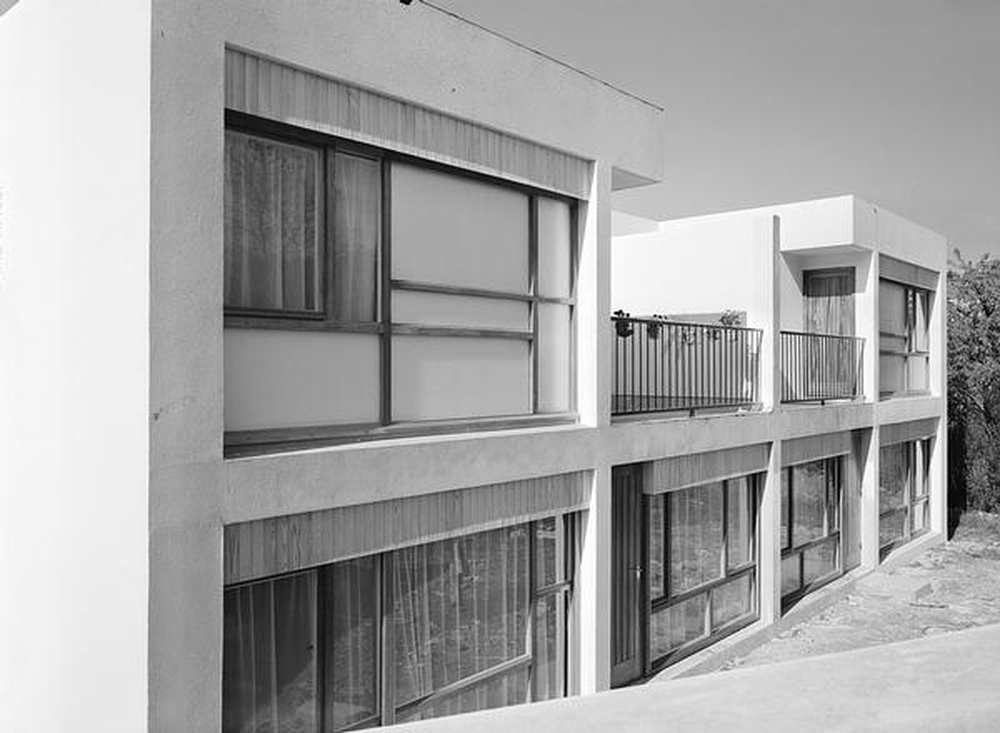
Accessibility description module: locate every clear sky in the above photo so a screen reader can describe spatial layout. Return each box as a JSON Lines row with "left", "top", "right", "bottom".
{"left": 432, "top": 0, "right": 1000, "bottom": 259}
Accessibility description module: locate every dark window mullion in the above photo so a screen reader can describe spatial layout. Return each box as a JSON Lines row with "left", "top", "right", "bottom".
{"left": 380, "top": 553, "right": 395, "bottom": 727}
{"left": 380, "top": 159, "right": 393, "bottom": 426}
{"left": 529, "top": 196, "right": 539, "bottom": 414}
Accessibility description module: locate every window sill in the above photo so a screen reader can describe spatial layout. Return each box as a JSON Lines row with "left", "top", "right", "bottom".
{"left": 225, "top": 413, "right": 579, "bottom": 458}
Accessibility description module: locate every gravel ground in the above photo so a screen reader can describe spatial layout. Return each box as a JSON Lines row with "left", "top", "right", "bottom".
{"left": 722, "top": 511, "right": 1000, "bottom": 670}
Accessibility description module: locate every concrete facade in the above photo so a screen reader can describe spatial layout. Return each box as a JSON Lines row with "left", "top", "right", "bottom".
{"left": 1, "top": 3, "right": 947, "bottom": 733}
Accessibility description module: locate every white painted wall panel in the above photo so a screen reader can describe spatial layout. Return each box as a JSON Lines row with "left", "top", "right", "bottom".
{"left": 392, "top": 336, "right": 530, "bottom": 420}
{"left": 225, "top": 330, "right": 379, "bottom": 429}
{"left": 393, "top": 291, "right": 528, "bottom": 330}
{"left": 391, "top": 163, "right": 529, "bottom": 293}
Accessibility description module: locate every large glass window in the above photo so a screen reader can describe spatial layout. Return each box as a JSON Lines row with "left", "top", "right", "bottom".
{"left": 223, "top": 516, "right": 574, "bottom": 732}
{"left": 879, "top": 439, "right": 932, "bottom": 556}
{"left": 647, "top": 475, "right": 760, "bottom": 668}
{"left": 781, "top": 457, "right": 843, "bottom": 602}
{"left": 224, "top": 116, "right": 577, "bottom": 450}
{"left": 879, "top": 279, "right": 931, "bottom": 398}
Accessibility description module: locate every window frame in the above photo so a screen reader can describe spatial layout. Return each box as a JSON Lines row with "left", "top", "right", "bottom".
{"left": 221, "top": 514, "right": 576, "bottom": 732}
{"left": 780, "top": 456, "right": 844, "bottom": 606}
{"left": 879, "top": 278, "right": 932, "bottom": 399}
{"left": 879, "top": 439, "right": 932, "bottom": 558}
{"left": 223, "top": 111, "right": 580, "bottom": 455}
{"left": 646, "top": 475, "right": 761, "bottom": 671}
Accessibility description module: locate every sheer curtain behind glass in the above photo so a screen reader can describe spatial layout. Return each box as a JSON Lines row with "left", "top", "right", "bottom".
{"left": 223, "top": 573, "right": 318, "bottom": 733}
{"left": 224, "top": 130, "right": 321, "bottom": 313}
{"left": 392, "top": 526, "right": 530, "bottom": 721}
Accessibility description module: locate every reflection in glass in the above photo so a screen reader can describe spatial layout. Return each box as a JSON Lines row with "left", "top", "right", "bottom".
{"left": 669, "top": 483, "right": 724, "bottom": 594}
{"left": 393, "top": 527, "right": 530, "bottom": 709}
{"left": 711, "top": 574, "right": 752, "bottom": 628}
{"left": 650, "top": 596, "right": 707, "bottom": 659}
{"left": 324, "top": 557, "right": 378, "bottom": 731}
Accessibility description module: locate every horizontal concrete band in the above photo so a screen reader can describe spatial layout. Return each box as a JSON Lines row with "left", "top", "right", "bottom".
{"left": 880, "top": 417, "right": 938, "bottom": 446}
{"left": 224, "top": 470, "right": 590, "bottom": 584}
{"left": 782, "top": 430, "right": 856, "bottom": 467}
{"left": 879, "top": 253, "right": 939, "bottom": 291}
{"left": 225, "top": 46, "right": 592, "bottom": 198}
{"left": 643, "top": 443, "right": 770, "bottom": 494}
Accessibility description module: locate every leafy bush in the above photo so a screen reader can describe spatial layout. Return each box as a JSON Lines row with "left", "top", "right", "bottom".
{"left": 948, "top": 251, "right": 1000, "bottom": 514}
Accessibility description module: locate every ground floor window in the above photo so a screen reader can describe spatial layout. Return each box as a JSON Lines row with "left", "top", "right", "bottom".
{"left": 646, "top": 475, "right": 760, "bottom": 668}
{"left": 781, "top": 456, "right": 844, "bottom": 602}
{"left": 880, "top": 439, "right": 931, "bottom": 557}
{"left": 223, "top": 516, "right": 574, "bottom": 732}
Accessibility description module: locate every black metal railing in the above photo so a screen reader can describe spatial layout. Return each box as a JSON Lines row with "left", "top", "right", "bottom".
{"left": 780, "top": 331, "right": 864, "bottom": 403}
{"left": 611, "top": 315, "right": 763, "bottom": 416}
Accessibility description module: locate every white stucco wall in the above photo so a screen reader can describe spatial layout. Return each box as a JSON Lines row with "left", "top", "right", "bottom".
{"left": 0, "top": 1, "right": 150, "bottom": 731}
{"left": 147, "top": 2, "right": 665, "bottom": 728}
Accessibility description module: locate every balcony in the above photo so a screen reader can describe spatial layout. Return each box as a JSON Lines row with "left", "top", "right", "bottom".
{"left": 611, "top": 315, "right": 763, "bottom": 417}
{"left": 780, "top": 331, "right": 864, "bottom": 404}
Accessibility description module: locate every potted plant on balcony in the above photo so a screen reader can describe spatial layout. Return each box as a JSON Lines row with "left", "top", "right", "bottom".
{"left": 614, "top": 309, "right": 634, "bottom": 338}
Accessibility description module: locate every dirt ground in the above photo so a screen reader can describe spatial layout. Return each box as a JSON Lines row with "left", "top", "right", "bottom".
{"left": 722, "top": 511, "right": 1000, "bottom": 670}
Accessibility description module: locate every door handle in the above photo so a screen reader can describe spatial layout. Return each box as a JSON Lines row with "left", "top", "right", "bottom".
{"left": 632, "top": 565, "right": 643, "bottom": 580}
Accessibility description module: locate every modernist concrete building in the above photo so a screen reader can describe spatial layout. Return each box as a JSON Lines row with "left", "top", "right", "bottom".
{"left": 0, "top": 2, "right": 945, "bottom": 733}
{"left": 610, "top": 196, "right": 947, "bottom": 683}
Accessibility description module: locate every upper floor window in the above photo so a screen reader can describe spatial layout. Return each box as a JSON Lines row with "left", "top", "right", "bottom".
{"left": 223, "top": 114, "right": 577, "bottom": 453}
{"left": 879, "top": 279, "right": 931, "bottom": 398}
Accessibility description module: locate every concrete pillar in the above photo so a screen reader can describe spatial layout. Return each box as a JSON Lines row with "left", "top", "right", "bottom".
{"left": 756, "top": 214, "right": 782, "bottom": 412}
{"left": 576, "top": 161, "right": 612, "bottom": 429}
{"left": 861, "top": 427, "right": 881, "bottom": 569}
{"left": 577, "top": 464, "right": 613, "bottom": 694}
{"left": 759, "top": 438, "right": 784, "bottom": 624}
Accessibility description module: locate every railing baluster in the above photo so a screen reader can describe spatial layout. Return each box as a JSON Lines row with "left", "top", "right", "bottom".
{"left": 611, "top": 315, "right": 764, "bottom": 417}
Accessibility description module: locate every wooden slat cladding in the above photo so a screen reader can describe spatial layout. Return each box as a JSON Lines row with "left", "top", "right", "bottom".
{"left": 225, "top": 47, "right": 592, "bottom": 199}
{"left": 224, "top": 471, "right": 590, "bottom": 584}
{"left": 643, "top": 443, "right": 770, "bottom": 495}
{"left": 782, "top": 431, "right": 854, "bottom": 467}
{"left": 879, "top": 254, "right": 939, "bottom": 291}
{"left": 880, "top": 418, "right": 938, "bottom": 446}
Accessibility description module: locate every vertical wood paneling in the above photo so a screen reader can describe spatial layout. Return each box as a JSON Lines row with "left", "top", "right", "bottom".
{"left": 643, "top": 444, "right": 771, "bottom": 495}
{"left": 224, "top": 471, "right": 590, "bottom": 584}
{"left": 782, "top": 431, "right": 854, "bottom": 467}
{"left": 880, "top": 418, "right": 938, "bottom": 446}
{"left": 224, "top": 47, "right": 591, "bottom": 199}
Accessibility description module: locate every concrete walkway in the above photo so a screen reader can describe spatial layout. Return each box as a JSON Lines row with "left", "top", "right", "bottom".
{"left": 393, "top": 623, "right": 1000, "bottom": 732}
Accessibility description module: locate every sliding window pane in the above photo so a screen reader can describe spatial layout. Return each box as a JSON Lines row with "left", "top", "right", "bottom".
{"left": 912, "top": 500, "right": 929, "bottom": 534}
{"left": 223, "top": 573, "right": 318, "bottom": 733}
{"left": 650, "top": 596, "right": 707, "bottom": 659}
{"left": 669, "top": 483, "right": 724, "bottom": 594}
{"left": 781, "top": 554, "right": 801, "bottom": 597}
{"left": 323, "top": 557, "right": 378, "bottom": 732}
{"left": 533, "top": 593, "right": 565, "bottom": 702}
{"left": 791, "top": 461, "right": 826, "bottom": 545}
{"left": 907, "top": 355, "right": 929, "bottom": 392}
{"left": 331, "top": 152, "right": 380, "bottom": 322}
{"left": 879, "top": 444, "right": 908, "bottom": 512}
{"left": 535, "top": 517, "right": 563, "bottom": 589}
{"left": 880, "top": 352, "right": 906, "bottom": 396}
{"left": 879, "top": 280, "right": 907, "bottom": 335}
{"left": 392, "top": 526, "right": 530, "bottom": 708}
{"left": 726, "top": 478, "right": 754, "bottom": 569}
{"left": 396, "top": 665, "right": 529, "bottom": 724}
{"left": 648, "top": 495, "right": 665, "bottom": 599}
{"left": 880, "top": 510, "right": 906, "bottom": 546}
{"left": 917, "top": 439, "right": 932, "bottom": 497}
{"left": 780, "top": 471, "right": 790, "bottom": 550}
{"left": 711, "top": 573, "right": 753, "bottom": 628}
{"left": 224, "top": 130, "right": 322, "bottom": 313}
{"left": 802, "top": 539, "right": 839, "bottom": 585}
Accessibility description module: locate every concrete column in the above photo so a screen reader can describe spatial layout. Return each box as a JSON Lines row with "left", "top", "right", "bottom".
{"left": 759, "top": 439, "right": 783, "bottom": 624}
{"left": 576, "top": 161, "right": 612, "bottom": 429}
{"left": 756, "top": 214, "right": 782, "bottom": 412}
{"left": 577, "top": 464, "right": 612, "bottom": 694}
{"left": 861, "top": 427, "right": 881, "bottom": 568}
